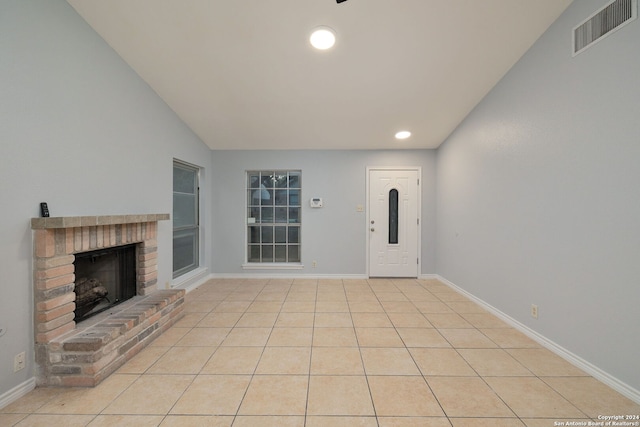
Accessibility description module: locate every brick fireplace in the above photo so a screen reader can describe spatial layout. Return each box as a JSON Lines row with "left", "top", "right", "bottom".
{"left": 31, "top": 214, "right": 185, "bottom": 387}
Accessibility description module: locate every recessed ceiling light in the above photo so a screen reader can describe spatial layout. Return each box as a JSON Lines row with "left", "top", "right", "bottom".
{"left": 395, "top": 131, "right": 411, "bottom": 140}
{"left": 310, "top": 26, "right": 336, "bottom": 50}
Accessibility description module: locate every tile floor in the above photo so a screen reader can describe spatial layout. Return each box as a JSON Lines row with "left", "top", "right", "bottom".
{"left": 2, "top": 278, "right": 639, "bottom": 426}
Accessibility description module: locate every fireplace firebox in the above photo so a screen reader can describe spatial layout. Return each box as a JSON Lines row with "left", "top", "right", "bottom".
{"left": 73, "top": 244, "right": 137, "bottom": 322}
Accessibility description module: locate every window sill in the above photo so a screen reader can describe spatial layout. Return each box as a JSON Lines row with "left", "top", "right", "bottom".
{"left": 242, "top": 263, "right": 305, "bottom": 270}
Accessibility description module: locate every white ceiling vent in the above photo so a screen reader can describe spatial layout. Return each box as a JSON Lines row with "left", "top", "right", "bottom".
{"left": 573, "top": 0, "right": 637, "bottom": 56}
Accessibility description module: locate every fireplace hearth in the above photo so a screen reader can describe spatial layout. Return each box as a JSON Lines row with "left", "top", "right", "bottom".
{"left": 31, "top": 214, "right": 185, "bottom": 387}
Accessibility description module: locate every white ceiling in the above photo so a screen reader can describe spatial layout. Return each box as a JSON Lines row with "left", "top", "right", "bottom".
{"left": 67, "top": 0, "right": 573, "bottom": 150}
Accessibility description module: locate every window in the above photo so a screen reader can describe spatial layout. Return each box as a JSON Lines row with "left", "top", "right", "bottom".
{"left": 173, "top": 161, "right": 199, "bottom": 277}
{"left": 247, "top": 171, "right": 301, "bottom": 263}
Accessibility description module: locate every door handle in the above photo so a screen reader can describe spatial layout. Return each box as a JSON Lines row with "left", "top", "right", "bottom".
{"left": 370, "top": 228, "right": 375, "bottom": 232}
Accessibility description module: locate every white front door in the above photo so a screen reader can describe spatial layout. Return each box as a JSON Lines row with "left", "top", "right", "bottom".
{"left": 368, "top": 169, "right": 420, "bottom": 277}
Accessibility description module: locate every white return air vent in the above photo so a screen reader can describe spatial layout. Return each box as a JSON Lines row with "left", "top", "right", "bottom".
{"left": 573, "top": 0, "right": 637, "bottom": 56}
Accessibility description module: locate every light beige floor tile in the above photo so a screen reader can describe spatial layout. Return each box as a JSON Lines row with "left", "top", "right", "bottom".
{"left": 87, "top": 415, "right": 165, "bottom": 426}
{"left": 117, "top": 346, "right": 170, "bottom": 374}
{"left": 446, "top": 301, "right": 486, "bottom": 313}
{"left": 480, "top": 328, "right": 540, "bottom": 348}
{"left": 246, "top": 301, "right": 282, "bottom": 312}
{"left": 103, "top": 375, "right": 194, "bottom": 414}
{"left": 506, "top": 349, "right": 588, "bottom": 376}
{"left": 147, "top": 346, "right": 216, "bottom": 374}
{"left": 170, "top": 375, "right": 251, "bottom": 415}
{"left": 307, "top": 376, "right": 375, "bottom": 416}
{"left": 438, "top": 329, "right": 498, "bottom": 348}
{"left": 346, "top": 293, "right": 379, "bottom": 302}
{"left": 238, "top": 375, "right": 308, "bottom": 415}
{"left": 360, "top": 348, "right": 420, "bottom": 375}
{"left": 0, "top": 414, "right": 27, "bottom": 425}
{"left": 267, "top": 327, "right": 313, "bottom": 346}
{"left": 306, "top": 416, "right": 378, "bottom": 426}
{"left": 197, "top": 312, "right": 243, "bottom": 328}
{"left": 255, "top": 347, "right": 311, "bottom": 374}
{"left": 397, "top": 328, "right": 451, "bottom": 348}
{"left": 400, "top": 291, "right": 439, "bottom": 302}
{"left": 221, "top": 327, "right": 271, "bottom": 346}
{"left": 543, "top": 377, "right": 640, "bottom": 418}
{"left": 484, "top": 377, "right": 587, "bottom": 418}
{"left": 255, "top": 292, "right": 287, "bottom": 302}
{"left": 274, "top": 312, "right": 315, "bottom": 327}
{"left": 315, "top": 301, "right": 349, "bottom": 312}
{"left": 314, "top": 312, "right": 353, "bottom": 327}
{"left": 160, "top": 415, "right": 233, "bottom": 426}
{"left": 280, "top": 301, "right": 315, "bottom": 312}
{"left": 173, "top": 312, "right": 208, "bottom": 328}
{"left": 368, "top": 376, "right": 444, "bottom": 416}
{"left": 310, "top": 347, "right": 365, "bottom": 375}
{"left": 521, "top": 420, "right": 574, "bottom": 427}
{"left": 0, "top": 387, "right": 62, "bottom": 414}
{"left": 212, "top": 301, "right": 251, "bottom": 312}
{"left": 378, "top": 417, "right": 451, "bottom": 427}
{"left": 348, "top": 301, "right": 385, "bottom": 312}
{"left": 15, "top": 414, "right": 95, "bottom": 426}
{"left": 375, "top": 292, "right": 408, "bottom": 302}
{"left": 176, "top": 328, "right": 230, "bottom": 347}
{"left": 432, "top": 292, "right": 469, "bottom": 302}
{"left": 381, "top": 301, "right": 419, "bottom": 313}
{"left": 458, "top": 349, "right": 533, "bottom": 376}
{"left": 285, "top": 291, "right": 317, "bottom": 302}
{"left": 424, "top": 313, "right": 472, "bottom": 328}
{"left": 427, "top": 377, "right": 515, "bottom": 418}
{"left": 387, "top": 313, "right": 433, "bottom": 328}
{"left": 316, "top": 292, "right": 347, "bottom": 303}
{"left": 36, "top": 374, "right": 138, "bottom": 414}
{"left": 450, "top": 418, "right": 525, "bottom": 427}
{"left": 356, "top": 328, "right": 404, "bottom": 347}
{"left": 414, "top": 301, "right": 454, "bottom": 314}
{"left": 312, "top": 327, "right": 358, "bottom": 347}
{"left": 149, "top": 327, "right": 190, "bottom": 347}
{"left": 409, "top": 348, "right": 477, "bottom": 376}
{"left": 200, "top": 346, "right": 263, "bottom": 374}
{"left": 184, "top": 300, "right": 217, "bottom": 313}
{"left": 233, "top": 416, "right": 304, "bottom": 427}
{"left": 236, "top": 312, "right": 278, "bottom": 327}
{"left": 460, "top": 313, "right": 509, "bottom": 328}
{"left": 351, "top": 313, "right": 393, "bottom": 328}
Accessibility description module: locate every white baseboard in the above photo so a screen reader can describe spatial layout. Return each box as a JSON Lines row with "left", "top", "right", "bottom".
{"left": 436, "top": 275, "right": 640, "bottom": 405}
{"left": 209, "top": 273, "right": 369, "bottom": 280}
{"left": 0, "top": 377, "right": 36, "bottom": 410}
{"left": 172, "top": 268, "right": 212, "bottom": 294}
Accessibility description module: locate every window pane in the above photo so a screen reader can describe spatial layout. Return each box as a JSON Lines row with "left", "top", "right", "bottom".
{"left": 262, "top": 245, "right": 274, "bottom": 262}
{"left": 288, "top": 245, "right": 300, "bottom": 262}
{"left": 288, "top": 226, "right": 299, "bottom": 244}
{"left": 389, "top": 189, "right": 399, "bottom": 244}
{"left": 248, "top": 207, "right": 260, "bottom": 223}
{"left": 274, "top": 190, "right": 288, "bottom": 206}
{"left": 261, "top": 226, "right": 273, "bottom": 243}
{"left": 289, "top": 172, "right": 301, "bottom": 188}
{"left": 248, "top": 245, "right": 260, "bottom": 262}
{"left": 275, "top": 173, "right": 288, "bottom": 188}
{"left": 289, "top": 207, "right": 300, "bottom": 224}
{"left": 173, "top": 166, "right": 195, "bottom": 194}
{"left": 173, "top": 193, "right": 197, "bottom": 228}
{"left": 275, "top": 226, "right": 286, "bottom": 243}
{"left": 275, "top": 245, "right": 287, "bottom": 262}
{"left": 289, "top": 190, "right": 300, "bottom": 206}
{"left": 173, "top": 229, "right": 197, "bottom": 273}
{"left": 261, "top": 207, "right": 273, "bottom": 223}
{"left": 275, "top": 207, "right": 288, "bottom": 223}
{"left": 249, "top": 172, "right": 261, "bottom": 189}
{"left": 261, "top": 172, "right": 275, "bottom": 188}
{"left": 248, "top": 226, "right": 260, "bottom": 244}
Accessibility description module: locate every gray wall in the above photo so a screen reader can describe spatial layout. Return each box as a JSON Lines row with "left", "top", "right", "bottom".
{"left": 211, "top": 150, "right": 437, "bottom": 276}
{"left": 0, "top": 0, "right": 212, "bottom": 396}
{"left": 436, "top": 0, "right": 640, "bottom": 391}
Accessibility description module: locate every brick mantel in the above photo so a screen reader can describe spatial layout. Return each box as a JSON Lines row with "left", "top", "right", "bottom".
{"left": 30, "top": 213, "right": 184, "bottom": 387}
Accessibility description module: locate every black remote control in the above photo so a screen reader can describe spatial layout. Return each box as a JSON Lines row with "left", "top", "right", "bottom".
{"left": 40, "top": 202, "right": 50, "bottom": 217}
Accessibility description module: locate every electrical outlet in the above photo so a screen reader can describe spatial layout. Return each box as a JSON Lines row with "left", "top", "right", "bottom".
{"left": 312, "top": 260, "right": 317, "bottom": 268}
{"left": 531, "top": 304, "right": 538, "bottom": 319}
{"left": 14, "top": 352, "right": 26, "bottom": 372}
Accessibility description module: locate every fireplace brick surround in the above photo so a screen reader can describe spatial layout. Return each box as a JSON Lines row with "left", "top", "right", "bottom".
{"left": 31, "top": 214, "right": 185, "bottom": 387}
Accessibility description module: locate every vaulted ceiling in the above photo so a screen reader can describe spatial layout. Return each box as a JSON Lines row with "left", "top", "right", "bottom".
{"left": 67, "top": 0, "right": 573, "bottom": 150}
